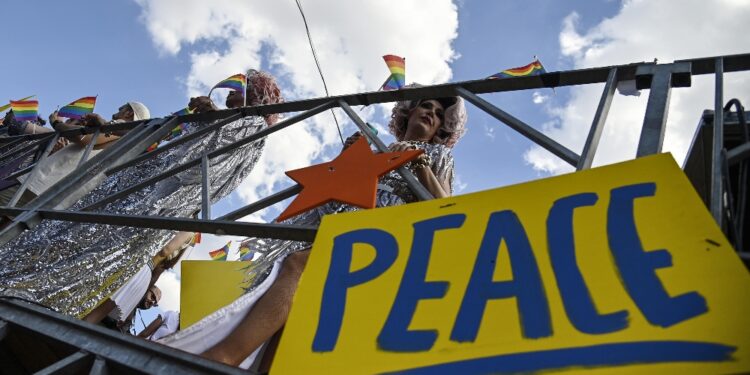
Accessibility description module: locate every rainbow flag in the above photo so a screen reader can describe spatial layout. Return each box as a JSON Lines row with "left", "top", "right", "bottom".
{"left": 146, "top": 107, "right": 193, "bottom": 151}
{"left": 58, "top": 96, "right": 96, "bottom": 119}
{"left": 10, "top": 100, "right": 39, "bottom": 122}
{"left": 173, "top": 106, "right": 192, "bottom": 116}
{"left": 209, "top": 242, "right": 230, "bottom": 261}
{"left": 0, "top": 95, "right": 35, "bottom": 113}
{"left": 489, "top": 59, "right": 546, "bottom": 79}
{"left": 213, "top": 74, "right": 246, "bottom": 95}
{"left": 238, "top": 240, "right": 255, "bottom": 261}
{"left": 382, "top": 55, "right": 406, "bottom": 90}
{"left": 188, "top": 232, "right": 202, "bottom": 247}
{"left": 165, "top": 123, "right": 188, "bottom": 141}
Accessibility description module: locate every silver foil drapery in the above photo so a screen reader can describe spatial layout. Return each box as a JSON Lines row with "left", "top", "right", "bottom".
{"left": 0, "top": 116, "right": 267, "bottom": 317}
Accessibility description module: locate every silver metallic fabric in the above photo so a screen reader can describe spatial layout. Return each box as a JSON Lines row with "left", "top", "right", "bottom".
{"left": 242, "top": 142, "right": 455, "bottom": 288}
{"left": 0, "top": 116, "right": 268, "bottom": 317}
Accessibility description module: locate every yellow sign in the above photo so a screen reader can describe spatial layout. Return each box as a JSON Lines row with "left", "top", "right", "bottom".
{"left": 272, "top": 154, "right": 750, "bottom": 374}
{"left": 180, "top": 260, "right": 251, "bottom": 328}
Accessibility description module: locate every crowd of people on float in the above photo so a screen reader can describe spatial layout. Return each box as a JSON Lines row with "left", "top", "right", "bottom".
{"left": 0, "top": 72, "right": 467, "bottom": 369}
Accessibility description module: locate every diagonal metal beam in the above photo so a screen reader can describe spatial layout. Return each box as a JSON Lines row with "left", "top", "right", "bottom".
{"left": 0, "top": 299, "right": 248, "bottom": 374}
{"left": 201, "top": 153, "right": 211, "bottom": 220}
{"left": 710, "top": 58, "right": 724, "bottom": 225}
{"left": 456, "top": 87, "right": 580, "bottom": 166}
{"left": 106, "top": 113, "right": 243, "bottom": 176}
{"left": 0, "top": 135, "right": 50, "bottom": 163}
{"left": 8, "top": 134, "right": 60, "bottom": 207}
{"left": 217, "top": 185, "right": 302, "bottom": 221}
{"left": 0, "top": 208, "right": 318, "bottom": 241}
{"left": 34, "top": 351, "right": 92, "bottom": 375}
{"left": 0, "top": 119, "right": 172, "bottom": 246}
{"left": 0, "top": 136, "right": 28, "bottom": 152}
{"left": 635, "top": 62, "right": 692, "bottom": 156}
{"left": 338, "top": 100, "right": 434, "bottom": 201}
{"left": 727, "top": 142, "right": 750, "bottom": 166}
{"left": 577, "top": 67, "right": 618, "bottom": 170}
{"left": 76, "top": 127, "right": 101, "bottom": 169}
{"left": 88, "top": 357, "right": 108, "bottom": 375}
{"left": 83, "top": 100, "right": 336, "bottom": 211}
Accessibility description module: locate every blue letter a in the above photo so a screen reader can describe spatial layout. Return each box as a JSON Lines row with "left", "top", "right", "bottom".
{"left": 451, "top": 210, "right": 552, "bottom": 342}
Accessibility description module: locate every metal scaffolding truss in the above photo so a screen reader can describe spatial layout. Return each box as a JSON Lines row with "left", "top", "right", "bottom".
{"left": 0, "top": 52, "right": 749, "bottom": 371}
{"left": 0, "top": 297, "right": 248, "bottom": 374}
{"left": 0, "top": 53, "right": 747, "bottom": 248}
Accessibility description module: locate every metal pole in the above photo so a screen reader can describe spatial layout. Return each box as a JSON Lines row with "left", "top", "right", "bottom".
{"left": 0, "top": 207, "right": 318, "bottom": 241}
{"left": 577, "top": 68, "right": 617, "bottom": 170}
{"left": 76, "top": 126, "right": 101, "bottom": 169}
{"left": 636, "top": 71, "right": 672, "bottom": 156}
{"left": 201, "top": 153, "right": 211, "bottom": 220}
{"left": 634, "top": 62, "right": 692, "bottom": 157}
{"left": 338, "top": 100, "right": 434, "bottom": 201}
{"left": 7, "top": 133, "right": 59, "bottom": 207}
{"left": 0, "top": 136, "right": 46, "bottom": 162}
{"left": 711, "top": 57, "right": 724, "bottom": 225}
{"left": 0, "top": 299, "right": 249, "bottom": 374}
{"left": 0, "top": 119, "right": 165, "bottom": 245}
{"left": 84, "top": 101, "right": 336, "bottom": 211}
{"left": 218, "top": 185, "right": 302, "bottom": 221}
{"left": 35, "top": 351, "right": 91, "bottom": 375}
{"left": 107, "top": 113, "right": 243, "bottom": 176}
{"left": 456, "top": 87, "right": 580, "bottom": 167}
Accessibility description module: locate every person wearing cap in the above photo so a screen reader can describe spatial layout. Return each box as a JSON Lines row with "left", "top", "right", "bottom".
{"left": 51, "top": 100, "right": 152, "bottom": 145}
{"left": 158, "top": 87, "right": 468, "bottom": 369}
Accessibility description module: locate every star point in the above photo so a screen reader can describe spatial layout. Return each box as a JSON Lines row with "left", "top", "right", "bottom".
{"left": 276, "top": 138, "right": 422, "bottom": 222}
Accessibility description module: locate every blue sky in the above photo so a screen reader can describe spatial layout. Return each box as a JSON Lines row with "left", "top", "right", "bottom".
{"left": 3, "top": 1, "right": 749, "bottom": 329}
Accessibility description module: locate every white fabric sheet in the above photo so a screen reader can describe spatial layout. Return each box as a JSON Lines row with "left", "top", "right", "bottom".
{"left": 158, "top": 258, "right": 283, "bottom": 369}
{"left": 108, "top": 264, "right": 151, "bottom": 321}
{"left": 150, "top": 310, "right": 180, "bottom": 341}
{"left": 19, "top": 144, "right": 102, "bottom": 195}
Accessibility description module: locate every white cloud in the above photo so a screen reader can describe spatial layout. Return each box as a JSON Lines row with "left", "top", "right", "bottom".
{"left": 532, "top": 91, "right": 549, "bottom": 104}
{"left": 135, "top": 0, "right": 460, "bottom": 217}
{"left": 483, "top": 122, "right": 496, "bottom": 140}
{"left": 454, "top": 173, "right": 468, "bottom": 193}
{"left": 526, "top": 0, "right": 750, "bottom": 175}
{"left": 155, "top": 270, "right": 181, "bottom": 312}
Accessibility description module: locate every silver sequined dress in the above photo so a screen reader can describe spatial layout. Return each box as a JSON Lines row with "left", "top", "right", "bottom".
{"left": 241, "top": 142, "right": 455, "bottom": 287}
{"left": 0, "top": 116, "right": 268, "bottom": 317}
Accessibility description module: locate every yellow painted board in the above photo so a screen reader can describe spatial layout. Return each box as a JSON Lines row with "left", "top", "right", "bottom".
{"left": 272, "top": 154, "right": 750, "bottom": 374}
{"left": 180, "top": 260, "right": 251, "bottom": 329}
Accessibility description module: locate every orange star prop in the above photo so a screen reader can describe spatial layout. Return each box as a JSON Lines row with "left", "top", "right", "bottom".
{"left": 276, "top": 137, "right": 423, "bottom": 221}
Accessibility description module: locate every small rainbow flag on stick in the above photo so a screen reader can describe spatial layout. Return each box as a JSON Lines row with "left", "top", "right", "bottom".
{"left": 382, "top": 55, "right": 406, "bottom": 91}
{"left": 10, "top": 100, "right": 39, "bottom": 122}
{"left": 146, "top": 107, "right": 194, "bottom": 151}
{"left": 165, "top": 123, "right": 188, "bottom": 141}
{"left": 209, "top": 242, "right": 230, "bottom": 261}
{"left": 173, "top": 107, "right": 192, "bottom": 116}
{"left": 238, "top": 240, "right": 255, "bottom": 261}
{"left": 188, "top": 232, "right": 202, "bottom": 247}
{"left": 489, "top": 59, "right": 547, "bottom": 79}
{"left": 211, "top": 74, "right": 246, "bottom": 96}
{"left": 0, "top": 95, "right": 35, "bottom": 113}
{"left": 58, "top": 96, "right": 96, "bottom": 119}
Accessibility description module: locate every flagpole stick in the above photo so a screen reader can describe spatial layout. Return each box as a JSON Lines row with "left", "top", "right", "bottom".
{"left": 379, "top": 74, "right": 393, "bottom": 91}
